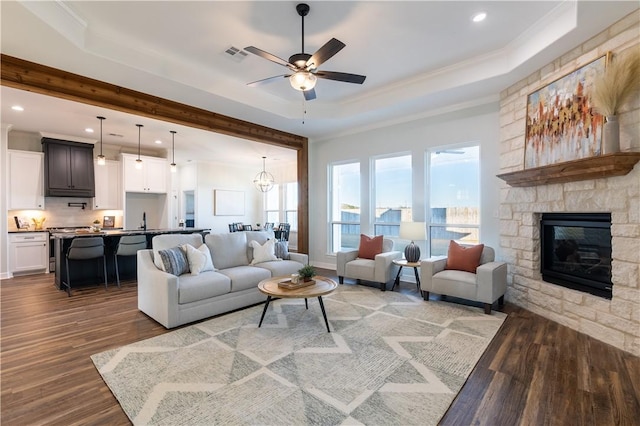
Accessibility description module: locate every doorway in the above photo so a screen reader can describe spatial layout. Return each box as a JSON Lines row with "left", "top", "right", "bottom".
{"left": 183, "top": 190, "right": 195, "bottom": 228}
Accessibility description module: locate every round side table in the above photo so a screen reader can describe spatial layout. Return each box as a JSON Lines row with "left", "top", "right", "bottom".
{"left": 392, "top": 259, "right": 421, "bottom": 292}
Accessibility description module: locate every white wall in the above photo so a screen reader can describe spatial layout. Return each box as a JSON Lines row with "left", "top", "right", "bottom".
{"left": 194, "top": 161, "right": 264, "bottom": 234}
{"left": 308, "top": 103, "right": 502, "bottom": 269}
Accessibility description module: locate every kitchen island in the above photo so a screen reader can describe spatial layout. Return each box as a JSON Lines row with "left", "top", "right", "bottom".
{"left": 51, "top": 228, "right": 210, "bottom": 291}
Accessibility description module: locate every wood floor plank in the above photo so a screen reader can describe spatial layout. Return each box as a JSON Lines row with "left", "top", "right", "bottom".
{"left": 2, "top": 272, "right": 639, "bottom": 425}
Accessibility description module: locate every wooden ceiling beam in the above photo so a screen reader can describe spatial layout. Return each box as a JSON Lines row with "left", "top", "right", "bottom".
{"left": 1, "top": 54, "right": 310, "bottom": 253}
{"left": 0, "top": 54, "right": 306, "bottom": 148}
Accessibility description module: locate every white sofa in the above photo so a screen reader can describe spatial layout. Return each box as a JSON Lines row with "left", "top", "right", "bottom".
{"left": 137, "top": 230, "right": 308, "bottom": 328}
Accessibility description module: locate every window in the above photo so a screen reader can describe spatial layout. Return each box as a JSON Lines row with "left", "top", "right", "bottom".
{"left": 285, "top": 182, "right": 298, "bottom": 231}
{"left": 373, "top": 154, "right": 412, "bottom": 237}
{"left": 330, "top": 162, "right": 360, "bottom": 252}
{"left": 264, "top": 182, "right": 298, "bottom": 229}
{"left": 428, "top": 146, "right": 480, "bottom": 256}
{"left": 265, "top": 183, "right": 280, "bottom": 224}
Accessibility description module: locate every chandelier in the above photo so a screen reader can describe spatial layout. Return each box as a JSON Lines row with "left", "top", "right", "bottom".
{"left": 254, "top": 156, "right": 275, "bottom": 192}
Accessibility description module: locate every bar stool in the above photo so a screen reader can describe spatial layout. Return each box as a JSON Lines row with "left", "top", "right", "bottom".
{"left": 114, "top": 235, "right": 147, "bottom": 287}
{"left": 64, "top": 237, "right": 107, "bottom": 297}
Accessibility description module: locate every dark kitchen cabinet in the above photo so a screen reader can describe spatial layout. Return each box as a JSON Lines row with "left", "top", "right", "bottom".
{"left": 42, "top": 138, "right": 95, "bottom": 197}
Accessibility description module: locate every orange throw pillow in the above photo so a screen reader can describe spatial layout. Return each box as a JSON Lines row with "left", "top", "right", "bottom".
{"left": 358, "top": 234, "right": 384, "bottom": 260}
{"left": 445, "top": 240, "right": 484, "bottom": 273}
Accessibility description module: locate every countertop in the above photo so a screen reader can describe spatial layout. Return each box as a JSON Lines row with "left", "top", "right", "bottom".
{"left": 8, "top": 229, "right": 49, "bottom": 233}
{"left": 49, "top": 228, "right": 209, "bottom": 239}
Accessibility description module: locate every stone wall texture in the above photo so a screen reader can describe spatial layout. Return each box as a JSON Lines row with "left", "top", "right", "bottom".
{"left": 499, "top": 11, "right": 640, "bottom": 356}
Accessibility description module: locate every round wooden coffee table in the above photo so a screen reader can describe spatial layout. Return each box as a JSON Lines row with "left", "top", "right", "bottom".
{"left": 258, "top": 276, "right": 338, "bottom": 332}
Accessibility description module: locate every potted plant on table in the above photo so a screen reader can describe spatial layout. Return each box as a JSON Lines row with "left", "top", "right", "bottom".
{"left": 92, "top": 219, "right": 102, "bottom": 232}
{"left": 298, "top": 264, "right": 317, "bottom": 283}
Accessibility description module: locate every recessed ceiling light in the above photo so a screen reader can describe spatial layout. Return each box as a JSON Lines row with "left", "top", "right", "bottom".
{"left": 472, "top": 12, "right": 487, "bottom": 23}
{"left": 85, "top": 128, "right": 94, "bottom": 133}
{"left": 155, "top": 139, "right": 163, "bottom": 144}
{"left": 11, "top": 105, "right": 24, "bottom": 111}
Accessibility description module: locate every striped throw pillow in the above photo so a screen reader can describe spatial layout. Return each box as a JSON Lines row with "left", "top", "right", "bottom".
{"left": 274, "top": 240, "right": 289, "bottom": 260}
{"left": 158, "top": 246, "right": 190, "bottom": 276}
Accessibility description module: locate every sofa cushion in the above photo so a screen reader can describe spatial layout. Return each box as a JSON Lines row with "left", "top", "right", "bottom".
{"left": 253, "top": 259, "right": 303, "bottom": 277}
{"left": 358, "top": 234, "right": 383, "bottom": 260}
{"left": 218, "top": 266, "right": 271, "bottom": 292}
{"left": 274, "top": 240, "right": 290, "bottom": 260}
{"left": 152, "top": 233, "right": 203, "bottom": 270}
{"left": 157, "top": 246, "right": 190, "bottom": 276}
{"left": 250, "top": 239, "right": 278, "bottom": 264}
{"left": 445, "top": 240, "right": 484, "bottom": 273}
{"left": 205, "top": 232, "right": 248, "bottom": 269}
{"left": 178, "top": 271, "right": 231, "bottom": 304}
{"left": 345, "top": 258, "right": 376, "bottom": 281}
{"left": 183, "top": 243, "right": 215, "bottom": 275}
{"left": 432, "top": 270, "right": 477, "bottom": 301}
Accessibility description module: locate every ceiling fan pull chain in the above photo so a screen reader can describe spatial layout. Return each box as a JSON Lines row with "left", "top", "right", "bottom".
{"left": 302, "top": 99, "right": 307, "bottom": 124}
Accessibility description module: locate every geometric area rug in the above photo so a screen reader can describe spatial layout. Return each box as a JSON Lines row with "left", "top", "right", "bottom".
{"left": 91, "top": 284, "right": 506, "bottom": 425}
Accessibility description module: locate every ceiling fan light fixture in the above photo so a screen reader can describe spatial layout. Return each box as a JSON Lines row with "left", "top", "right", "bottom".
{"left": 290, "top": 71, "right": 317, "bottom": 91}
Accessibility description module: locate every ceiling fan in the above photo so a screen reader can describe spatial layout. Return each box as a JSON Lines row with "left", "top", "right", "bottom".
{"left": 244, "top": 3, "right": 366, "bottom": 101}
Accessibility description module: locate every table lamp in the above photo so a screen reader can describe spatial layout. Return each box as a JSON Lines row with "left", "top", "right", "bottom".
{"left": 400, "top": 221, "right": 426, "bottom": 262}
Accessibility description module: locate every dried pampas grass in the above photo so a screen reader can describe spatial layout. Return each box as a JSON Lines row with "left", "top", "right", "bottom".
{"left": 591, "top": 47, "right": 640, "bottom": 117}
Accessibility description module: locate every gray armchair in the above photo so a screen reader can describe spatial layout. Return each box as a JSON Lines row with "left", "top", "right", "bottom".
{"left": 420, "top": 245, "right": 507, "bottom": 314}
{"left": 336, "top": 238, "right": 401, "bottom": 291}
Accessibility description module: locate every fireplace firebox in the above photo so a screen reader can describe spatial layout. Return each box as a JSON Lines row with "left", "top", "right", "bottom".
{"left": 540, "top": 213, "right": 612, "bottom": 299}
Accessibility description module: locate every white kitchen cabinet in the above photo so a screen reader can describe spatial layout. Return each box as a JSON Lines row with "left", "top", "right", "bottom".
{"left": 8, "top": 150, "right": 45, "bottom": 210}
{"left": 93, "top": 159, "right": 122, "bottom": 209}
{"left": 122, "top": 154, "right": 167, "bottom": 193}
{"left": 9, "top": 232, "right": 48, "bottom": 275}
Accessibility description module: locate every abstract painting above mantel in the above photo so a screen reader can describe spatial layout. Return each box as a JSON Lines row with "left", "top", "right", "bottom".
{"left": 524, "top": 54, "right": 609, "bottom": 169}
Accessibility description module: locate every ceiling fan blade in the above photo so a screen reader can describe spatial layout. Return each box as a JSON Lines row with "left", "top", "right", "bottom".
{"left": 244, "top": 46, "right": 295, "bottom": 69}
{"left": 303, "top": 88, "right": 316, "bottom": 101}
{"left": 247, "top": 75, "right": 290, "bottom": 87}
{"left": 315, "top": 71, "right": 366, "bottom": 84}
{"left": 305, "top": 38, "right": 345, "bottom": 69}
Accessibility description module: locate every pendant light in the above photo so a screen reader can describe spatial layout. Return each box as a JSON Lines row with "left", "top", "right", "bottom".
{"left": 96, "top": 116, "right": 106, "bottom": 166}
{"left": 253, "top": 156, "right": 275, "bottom": 192}
{"left": 135, "top": 124, "right": 143, "bottom": 169}
{"left": 170, "top": 130, "right": 177, "bottom": 173}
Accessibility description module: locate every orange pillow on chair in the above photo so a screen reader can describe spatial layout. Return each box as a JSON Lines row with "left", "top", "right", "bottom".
{"left": 445, "top": 240, "right": 484, "bottom": 273}
{"left": 358, "top": 234, "right": 384, "bottom": 260}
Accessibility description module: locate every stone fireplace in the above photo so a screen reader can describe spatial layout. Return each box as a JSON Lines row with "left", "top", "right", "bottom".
{"left": 498, "top": 12, "right": 640, "bottom": 356}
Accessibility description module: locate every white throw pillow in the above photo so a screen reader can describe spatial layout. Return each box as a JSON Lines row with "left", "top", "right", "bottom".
{"left": 183, "top": 243, "right": 215, "bottom": 275}
{"left": 250, "top": 239, "right": 278, "bottom": 265}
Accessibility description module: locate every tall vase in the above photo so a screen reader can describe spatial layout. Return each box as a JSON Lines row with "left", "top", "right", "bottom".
{"left": 603, "top": 115, "right": 620, "bottom": 154}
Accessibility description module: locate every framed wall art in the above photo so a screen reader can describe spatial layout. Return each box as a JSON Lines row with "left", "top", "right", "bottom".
{"left": 103, "top": 215, "right": 115, "bottom": 228}
{"left": 524, "top": 53, "right": 609, "bottom": 169}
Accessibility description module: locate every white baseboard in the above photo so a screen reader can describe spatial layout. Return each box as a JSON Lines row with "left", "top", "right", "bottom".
{"left": 309, "top": 261, "right": 335, "bottom": 271}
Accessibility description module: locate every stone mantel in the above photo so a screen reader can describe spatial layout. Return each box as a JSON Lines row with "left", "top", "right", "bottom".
{"left": 497, "top": 152, "right": 640, "bottom": 187}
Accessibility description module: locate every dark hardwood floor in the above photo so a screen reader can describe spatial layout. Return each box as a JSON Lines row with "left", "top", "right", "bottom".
{"left": 2, "top": 271, "right": 639, "bottom": 425}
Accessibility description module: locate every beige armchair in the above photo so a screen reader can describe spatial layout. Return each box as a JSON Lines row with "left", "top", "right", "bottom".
{"left": 337, "top": 238, "right": 401, "bottom": 291}
{"left": 420, "top": 245, "right": 507, "bottom": 314}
